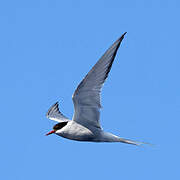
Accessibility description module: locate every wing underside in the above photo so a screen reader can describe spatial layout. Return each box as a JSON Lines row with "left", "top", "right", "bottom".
{"left": 72, "top": 33, "right": 127, "bottom": 129}
{"left": 46, "top": 102, "right": 69, "bottom": 122}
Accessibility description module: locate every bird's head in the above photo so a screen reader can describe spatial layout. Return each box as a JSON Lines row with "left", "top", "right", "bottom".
{"left": 46, "top": 121, "right": 68, "bottom": 136}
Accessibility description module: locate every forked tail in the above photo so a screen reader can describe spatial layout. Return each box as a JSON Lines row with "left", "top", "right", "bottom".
{"left": 100, "top": 132, "right": 151, "bottom": 146}
{"left": 119, "top": 138, "right": 154, "bottom": 146}
{"left": 118, "top": 137, "right": 151, "bottom": 146}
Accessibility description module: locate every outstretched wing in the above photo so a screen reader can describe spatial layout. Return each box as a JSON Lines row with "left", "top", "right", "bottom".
{"left": 46, "top": 102, "right": 69, "bottom": 122}
{"left": 72, "top": 33, "right": 126, "bottom": 129}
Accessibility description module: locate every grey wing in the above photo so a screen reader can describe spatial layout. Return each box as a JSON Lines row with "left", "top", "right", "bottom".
{"left": 72, "top": 33, "right": 127, "bottom": 129}
{"left": 46, "top": 102, "right": 69, "bottom": 122}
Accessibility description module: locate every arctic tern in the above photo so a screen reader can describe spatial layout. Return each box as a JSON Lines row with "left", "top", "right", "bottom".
{"left": 46, "top": 32, "right": 145, "bottom": 145}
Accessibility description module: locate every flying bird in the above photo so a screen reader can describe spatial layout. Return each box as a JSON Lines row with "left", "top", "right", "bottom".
{"left": 46, "top": 32, "right": 144, "bottom": 145}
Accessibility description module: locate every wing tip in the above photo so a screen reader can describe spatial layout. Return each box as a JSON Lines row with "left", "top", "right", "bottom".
{"left": 123, "top": 32, "right": 127, "bottom": 36}
{"left": 118, "top": 32, "right": 127, "bottom": 42}
{"left": 46, "top": 101, "right": 59, "bottom": 117}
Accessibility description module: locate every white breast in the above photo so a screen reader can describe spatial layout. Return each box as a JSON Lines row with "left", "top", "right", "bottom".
{"left": 56, "top": 121, "right": 95, "bottom": 141}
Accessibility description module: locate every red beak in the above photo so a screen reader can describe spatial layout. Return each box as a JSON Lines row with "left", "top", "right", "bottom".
{"left": 46, "top": 130, "right": 55, "bottom": 136}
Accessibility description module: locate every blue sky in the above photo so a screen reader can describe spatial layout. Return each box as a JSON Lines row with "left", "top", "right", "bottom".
{"left": 0, "top": 0, "right": 179, "bottom": 179}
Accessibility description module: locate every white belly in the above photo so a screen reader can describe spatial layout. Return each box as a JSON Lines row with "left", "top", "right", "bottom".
{"left": 55, "top": 121, "right": 95, "bottom": 141}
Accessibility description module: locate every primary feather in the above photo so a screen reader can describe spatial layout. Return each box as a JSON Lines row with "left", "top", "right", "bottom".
{"left": 72, "top": 32, "right": 127, "bottom": 129}
{"left": 46, "top": 102, "right": 69, "bottom": 122}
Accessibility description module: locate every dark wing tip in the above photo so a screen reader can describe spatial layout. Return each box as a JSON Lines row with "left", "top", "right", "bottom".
{"left": 102, "top": 32, "right": 127, "bottom": 84}
{"left": 46, "top": 101, "right": 59, "bottom": 117}
{"left": 122, "top": 32, "right": 127, "bottom": 37}
{"left": 118, "top": 32, "right": 127, "bottom": 43}
{"left": 123, "top": 32, "right": 127, "bottom": 36}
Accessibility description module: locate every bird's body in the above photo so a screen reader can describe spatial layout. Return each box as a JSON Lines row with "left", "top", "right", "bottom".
{"left": 56, "top": 121, "right": 95, "bottom": 142}
{"left": 46, "top": 33, "right": 145, "bottom": 146}
{"left": 53, "top": 120, "right": 138, "bottom": 144}
{"left": 55, "top": 121, "right": 114, "bottom": 142}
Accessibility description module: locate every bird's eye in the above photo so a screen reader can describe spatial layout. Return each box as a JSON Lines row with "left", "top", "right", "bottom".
{"left": 53, "top": 122, "right": 68, "bottom": 130}
{"left": 53, "top": 123, "right": 60, "bottom": 130}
